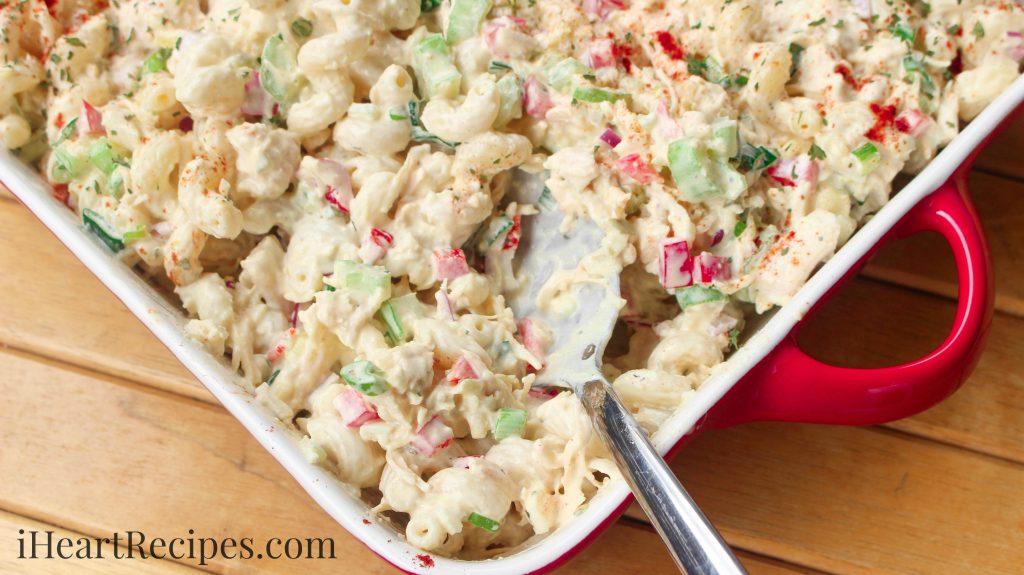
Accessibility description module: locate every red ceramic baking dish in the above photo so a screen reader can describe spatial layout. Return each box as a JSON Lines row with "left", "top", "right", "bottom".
{"left": 2, "top": 76, "right": 1022, "bottom": 575}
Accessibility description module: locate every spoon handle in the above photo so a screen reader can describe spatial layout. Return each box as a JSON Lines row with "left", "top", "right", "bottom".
{"left": 581, "top": 377, "right": 747, "bottom": 575}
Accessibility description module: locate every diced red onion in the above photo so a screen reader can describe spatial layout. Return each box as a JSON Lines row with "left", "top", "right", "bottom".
{"left": 241, "top": 71, "right": 269, "bottom": 117}
{"left": 523, "top": 76, "right": 554, "bottom": 119}
{"left": 410, "top": 416, "right": 454, "bottom": 456}
{"left": 453, "top": 455, "right": 483, "bottom": 469}
{"left": 1008, "top": 32, "right": 1024, "bottom": 62}
{"left": 289, "top": 302, "right": 300, "bottom": 328}
{"left": 266, "top": 327, "right": 296, "bottom": 363}
{"left": 178, "top": 116, "right": 194, "bottom": 132}
{"left": 582, "top": 0, "right": 626, "bottom": 20}
{"left": 79, "top": 100, "right": 105, "bottom": 136}
{"left": 711, "top": 229, "right": 725, "bottom": 247}
{"left": 446, "top": 356, "right": 478, "bottom": 384}
{"left": 318, "top": 159, "right": 352, "bottom": 214}
{"left": 587, "top": 38, "right": 618, "bottom": 69}
{"left": 617, "top": 153, "right": 662, "bottom": 184}
{"left": 767, "top": 155, "right": 819, "bottom": 191}
{"left": 528, "top": 387, "right": 560, "bottom": 400}
{"left": 895, "top": 108, "right": 930, "bottom": 137}
{"left": 502, "top": 215, "right": 522, "bottom": 251}
{"left": 516, "top": 319, "right": 545, "bottom": 368}
{"left": 361, "top": 228, "right": 394, "bottom": 263}
{"left": 659, "top": 238, "right": 693, "bottom": 289}
{"left": 599, "top": 127, "right": 622, "bottom": 148}
{"left": 334, "top": 387, "right": 380, "bottom": 428}
{"left": 693, "top": 252, "right": 731, "bottom": 283}
{"left": 483, "top": 16, "right": 528, "bottom": 58}
{"left": 433, "top": 248, "right": 470, "bottom": 281}
{"left": 655, "top": 101, "right": 682, "bottom": 139}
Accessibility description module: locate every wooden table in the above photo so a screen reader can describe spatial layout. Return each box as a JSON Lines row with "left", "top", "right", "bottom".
{"left": 2, "top": 117, "right": 1024, "bottom": 575}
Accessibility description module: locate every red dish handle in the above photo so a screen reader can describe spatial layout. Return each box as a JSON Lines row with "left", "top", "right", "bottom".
{"left": 711, "top": 175, "right": 994, "bottom": 427}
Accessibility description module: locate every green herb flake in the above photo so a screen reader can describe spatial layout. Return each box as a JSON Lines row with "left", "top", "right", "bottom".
{"left": 809, "top": 143, "right": 827, "bottom": 160}
{"left": 65, "top": 37, "right": 86, "bottom": 48}
{"left": 809, "top": 17, "right": 826, "bottom": 27}
{"left": 972, "top": 21, "right": 985, "bottom": 39}
{"left": 290, "top": 17, "right": 313, "bottom": 38}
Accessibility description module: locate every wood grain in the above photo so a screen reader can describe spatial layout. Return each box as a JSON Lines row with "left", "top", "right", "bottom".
{"left": 0, "top": 510, "right": 201, "bottom": 574}
{"left": 0, "top": 348, "right": 803, "bottom": 575}
{"left": 973, "top": 112, "right": 1024, "bottom": 182}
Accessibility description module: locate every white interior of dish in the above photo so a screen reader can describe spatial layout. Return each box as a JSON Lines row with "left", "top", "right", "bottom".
{"left": 3, "top": 76, "right": 1023, "bottom": 574}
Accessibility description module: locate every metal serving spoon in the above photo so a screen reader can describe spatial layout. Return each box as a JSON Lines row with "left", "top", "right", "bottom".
{"left": 506, "top": 173, "right": 747, "bottom": 575}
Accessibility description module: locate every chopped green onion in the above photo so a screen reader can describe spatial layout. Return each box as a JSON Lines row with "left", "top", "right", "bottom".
{"left": 494, "top": 408, "right": 527, "bottom": 440}
{"left": 445, "top": 0, "right": 494, "bottom": 45}
{"left": 340, "top": 360, "right": 390, "bottom": 396}
{"left": 141, "top": 48, "right": 172, "bottom": 75}
{"left": 467, "top": 512, "right": 500, "bottom": 532}
{"left": 50, "top": 147, "right": 84, "bottom": 183}
{"left": 852, "top": 142, "right": 880, "bottom": 173}
{"left": 53, "top": 117, "right": 78, "bottom": 146}
{"left": 88, "top": 138, "right": 119, "bottom": 176}
{"left": 412, "top": 34, "right": 462, "bottom": 100}
{"left": 788, "top": 43, "right": 805, "bottom": 79}
{"left": 421, "top": 0, "right": 441, "bottom": 11}
{"left": 323, "top": 282, "right": 336, "bottom": 292}
{"left": 809, "top": 143, "right": 827, "bottom": 160}
{"left": 290, "top": 17, "right": 313, "bottom": 38}
{"left": 737, "top": 144, "right": 778, "bottom": 171}
{"left": 266, "top": 368, "right": 281, "bottom": 386}
{"left": 65, "top": 37, "right": 86, "bottom": 48}
{"left": 734, "top": 220, "right": 747, "bottom": 238}
{"left": 902, "top": 54, "right": 936, "bottom": 98}
{"left": 729, "top": 328, "right": 740, "bottom": 350}
{"left": 889, "top": 19, "right": 915, "bottom": 44}
{"left": 571, "top": 87, "right": 628, "bottom": 104}
{"left": 547, "top": 58, "right": 593, "bottom": 92}
{"left": 537, "top": 186, "right": 556, "bottom": 211}
{"left": 411, "top": 126, "right": 459, "bottom": 148}
{"left": 485, "top": 215, "right": 515, "bottom": 247}
{"left": 123, "top": 225, "right": 148, "bottom": 242}
{"left": 379, "top": 300, "right": 405, "bottom": 342}
{"left": 972, "top": 21, "right": 985, "bottom": 39}
{"left": 388, "top": 106, "right": 408, "bottom": 121}
{"left": 675, "top": 285, "right": 726, "bottom": 309}
{"left": 82, "top": 208, "right": 125, "bottom": 252}
{"left": 488, "top": 60, "right": 513, "bottom": 73}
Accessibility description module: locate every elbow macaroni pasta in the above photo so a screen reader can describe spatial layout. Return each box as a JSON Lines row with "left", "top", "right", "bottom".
{"left": 2, "top": 0, "right": 1020, "bottom": 559}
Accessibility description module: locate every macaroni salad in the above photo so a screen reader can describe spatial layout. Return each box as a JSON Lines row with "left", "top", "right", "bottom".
{"left": 2, "top": 0, "right": 1021, "bottom": 558}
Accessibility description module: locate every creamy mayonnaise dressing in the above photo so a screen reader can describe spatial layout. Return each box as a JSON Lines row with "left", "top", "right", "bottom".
{"left": 2, "top": 0, "right": 1021, "bottom": 558}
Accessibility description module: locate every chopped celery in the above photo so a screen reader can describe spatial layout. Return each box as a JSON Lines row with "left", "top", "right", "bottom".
{"left": 571, "top": 87, "right": 628, "bottom": 104}
{"left": 668, "top": 137, "right": 746, "bottom": 202}
{"left": 50, "top": 147, "right": 84, "bottom": 184}
{"left": 494, "top": 408, "right": 527, "bottom": 440}
{"left": 340, "top": 360, "right": 390, "bottom": 396}
{"left": 333, "top": 260, "right": 391, "bottom": 297}
{"left": 412, "top": 35, "right": 462, "bottom": 100}
{"left": 379, "top": 300, "right": 405, "bottom": 342}
{"left": 260, "top": 34, "right": 303, "bottom": 103}
{"left": 737, "top": 144, "right": 778, "bottom": 171}
{"left": 446, "top": 0, "right": 493, "bottom": 45}
{"left": 388, "top": 106, "right": 408, "bottom": 121}
{"left": 675, "top": 285, "right": 725, "bottom": 309}
{"left": 88, "top": 138, "right": 119, "bottom": 176}
{"left": 547, "top": 58, "right": 593, "bottom": 92}
{"left": 493, "top": 74, "right": 523, "bottom": 128}
{"left": 467, "top": 512, "right": 500, "bottom": 532}
{"left": 141, "top": 48, "right": 172, "bottom": 76}
{"left": 709, "top": 119, "right": 738, "bottom": 160}
{"left": 82, "top": 208, "right": 125, "bottom": 252}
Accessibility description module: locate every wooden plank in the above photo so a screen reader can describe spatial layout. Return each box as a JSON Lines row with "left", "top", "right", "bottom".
{"left": 0, "top": 510, "right": 201, "bottom": 574}
{"left": 798, "top": 277, "right": 1024, "bottom": 463}
{"left": 973, "top": 112, "right": 1024, "bottom": 182}
{"left": 621, "top": 422, "right": 1024, "bottom": 575}
{"left": 0, "top": 200, "right": 207, "bottom": 403}
{"left": 864, "top": 171, "right": 1024, "bottom": 318}
{"left": 0, "top": 349, "right": 806, "bottom": 575}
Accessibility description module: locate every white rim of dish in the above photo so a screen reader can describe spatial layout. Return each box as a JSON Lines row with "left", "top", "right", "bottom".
{"left": 2, "top": 75, "right": 1023, "bottom": 574}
